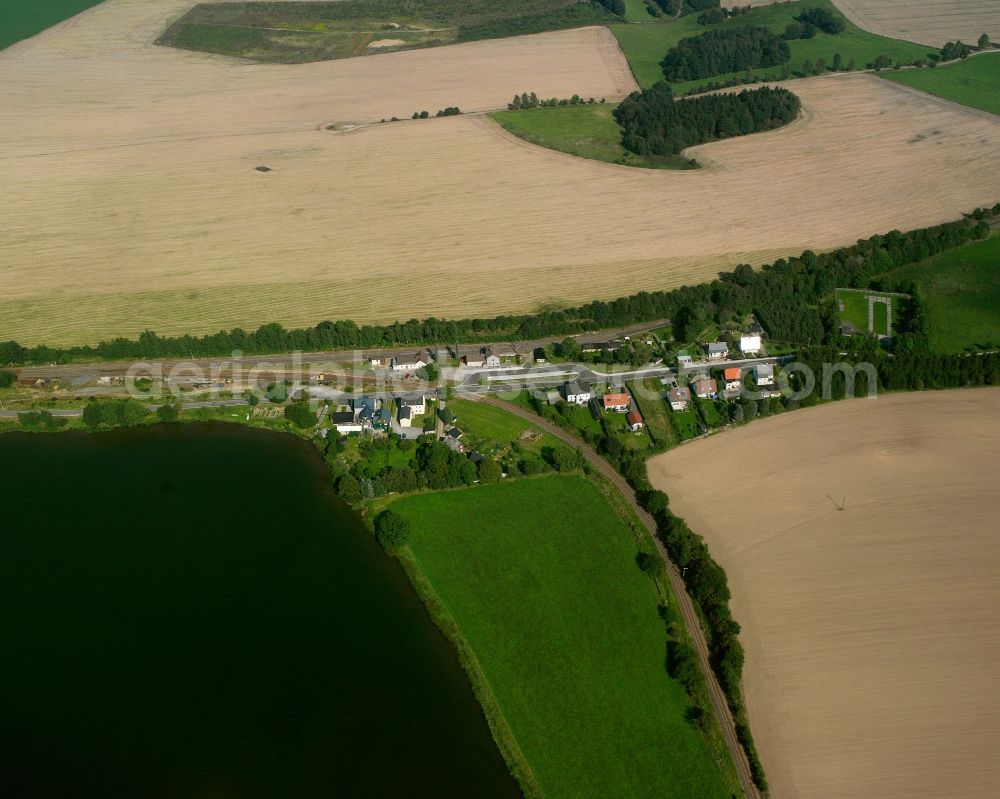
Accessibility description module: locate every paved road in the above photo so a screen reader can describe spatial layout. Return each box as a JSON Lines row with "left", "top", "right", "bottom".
{"left": 476, "top": 396, "right": 762, "bottom": 799}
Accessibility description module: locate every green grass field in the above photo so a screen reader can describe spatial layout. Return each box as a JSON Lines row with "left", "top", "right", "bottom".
{"left": 671, "top": 407, "right": 702, "bottom": 440}
{"left": 0, "top": 0, "right": 104, "bottom": 51}
{"left": 157, "top": 0, "right": 613, "bottom": 62}
{"left": 879, "top": 234, "right": 1000, "bottom": 352}
{"left": 448, "top": 397, "right": 568, "bottom": 465}
{"left": 622, "top": 0, "right": 654, "bottom": 23}
{"left": 882, "top": 53, "right": 1000, "bottom": 116}
{"left": 611, "top": 0, "right": 932, "bottom": 89}
{"left": 492, "top": 103, "right": 696, "bottom": 169}
{"left": 627, "top": 379, "right": 677, "bottom": 447}
{"left": 835, "top": 289, "right": 905, "bottom": 336}
{"left": 392, "top": 476, "right": 737, "bottom": 798}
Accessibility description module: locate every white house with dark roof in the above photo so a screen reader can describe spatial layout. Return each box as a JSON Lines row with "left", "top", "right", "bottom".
{"left": 755, "top": 363, "right": 774, "bottom": 386}
{"left": 669, "top": 386, "right": 691, "bottom": 412}
{"left": 706, "top": 341, "right": 728, "bottom": 360}
{"left": 563, "top": 381, "right": 591, "bottom": 405}
{"left": 392, "top": 352, "right": 427, "bottom": 371}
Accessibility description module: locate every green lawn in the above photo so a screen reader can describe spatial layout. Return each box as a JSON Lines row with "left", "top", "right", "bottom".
{"left": 448, "top": 397, "right": 566, "bottom": 461}
{"left": 622, "top": 0, "right": 654, "bottom": 23}
{"left": 627, "top": 379, "right": 677, "bottom": 447}
{"left": 492, "top": 104, "right": 696, "bottom": 169}
{"left": 611, "top": 0, "right": 932, "bottom": 89}
{"left": 671, "top": 407, "right": 702, "bottom": 440}
{"left": 0, "top": 0, "right": 104, "bottom": 51}
{"left": 392, "top": 476, "right": 736, "bottom": 799}
{"left": 835, "top": 289, "right": 905, "bottom": 336}
{"left": 879, "top": 234, "right": 1000, "bottom": 352}
{"left": 882, "top": 52, "right": 1000, "bottom": 115}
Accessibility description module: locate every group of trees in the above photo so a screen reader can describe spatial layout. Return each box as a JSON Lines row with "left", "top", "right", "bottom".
{"left": 507, "top": 92, "right": 604, "bottom": 110}
{"left": 331, "top": 434, "right": 518, "bottom": 503}
{"left": 283, "top": 401, "right": 317, "bottom": 429}
{"left": 614, "top": 81, "right": 800, "bottom": 156}
{"left": 662, "top": 25, "right": 790, "bottom": 81}
{"left": 697, "top": 5, "right": 750, "bottom": 26}
{"left": 783, "top": 6, "right": 846, "bottom": 40}
{"left": 940, "top": 40, "right": 973, "bottom": 61}
{"left": 16, "top": 410, "right": 68, "bottom": 430}
{"left": 81, "top": 398, "right": 149, "bottom": 429}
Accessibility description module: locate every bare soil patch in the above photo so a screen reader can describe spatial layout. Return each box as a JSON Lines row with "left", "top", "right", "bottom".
{"left": 648, "top": 389, "right": 1000, "bottom": 798}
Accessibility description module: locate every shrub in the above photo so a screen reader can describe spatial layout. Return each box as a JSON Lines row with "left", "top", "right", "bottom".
{"left": 374, "top": 510, "right": 412, "bottom": 551}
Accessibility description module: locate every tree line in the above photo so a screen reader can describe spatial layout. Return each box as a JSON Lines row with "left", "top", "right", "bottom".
{"left": 613, "top": 81, "right": 800, "bottom": 156}
{"left": 1, "top": 207, "right": 997, "bottom": 368}
{"left": 662, "top": 25, "right": 790, "bottom": 81}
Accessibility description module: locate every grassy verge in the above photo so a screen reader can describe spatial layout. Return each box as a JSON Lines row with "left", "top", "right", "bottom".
{"left": 0, "top": 0, "right": 104, "bottom": 51}
{"left": 610, "top": 0, "right": 932, "bottom": 89}
{"left": 627, "top": 378, "right": 678, "bottom": 447}
{"left": 492, "top": 103, "right": 697, "bottom": 169}
{"left": 878, "top": 234, "right": 1000, "bottom": 352}
{"left": 389, "top": 476, "right": 738, "bottom": 798}
{"left": 882, "top": 52, "right": 1000, "bottom": 115}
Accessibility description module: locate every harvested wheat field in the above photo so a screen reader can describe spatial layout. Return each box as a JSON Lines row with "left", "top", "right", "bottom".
{"left": 832, "top": 0, "right": 1000, "bottom": 48}
{"left": 2, "top": 4, "right": 1000, "bottom": 345}
{"left": 649, "top": 388, "right": 1000, "bottom": 799}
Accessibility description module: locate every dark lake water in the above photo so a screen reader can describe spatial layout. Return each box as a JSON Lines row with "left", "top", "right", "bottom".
{"left": 0, "top": 423, "right": 520, "bottom": 799}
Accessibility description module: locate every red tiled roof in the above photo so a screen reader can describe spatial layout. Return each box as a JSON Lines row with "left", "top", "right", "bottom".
{"left": 627, "top": 410, "right": 643, "bottom": 425}
{"left": 603, "top": 393, "right": 630, "bottom": 407}
{"left": 724, "top": 367, "right": 742, "bottom": 380}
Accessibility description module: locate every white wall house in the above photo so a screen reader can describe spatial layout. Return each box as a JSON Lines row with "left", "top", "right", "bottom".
{"left": 669, "top": 386, "right": 691, "bottom": 412}
{"left": 392, "top": 353, "right": 427, "bottom": 371}
{"left": 755, "top": 363, "right": 775, "bottom": 386}
{"left": 706, "top": 342, "right": 728, "bottom": 360}
{"left": 564, "top": 381, "right": 591, "bottom": 405}
{"left": 739, "top": 335, "right": 762, "bottom": 356}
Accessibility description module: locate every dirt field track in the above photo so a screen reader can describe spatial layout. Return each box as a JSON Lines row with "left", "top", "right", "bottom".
{"left": 649, "top": 388, "right": 1000, "bottom": 799}
{"left": 832, "top": 0, "right": 1000, "bottom": 48}
{"left": 2, "top": 2, "right": 1000, "bottom": 346}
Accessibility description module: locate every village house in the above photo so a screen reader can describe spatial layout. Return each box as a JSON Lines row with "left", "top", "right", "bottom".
{"left": 755, "top": 363, "right": 775, "bottom": 386}
{"left": 627, "top": 410, "right": 644, "bottom": 432}
{"left": 669, "top": 386, "right": 691, "bottom": 412}
{"left": 693, "top": 378, "right": 718, "bottom": 400}
{"left": 329, "top": 411, "right": 363, "bottom": 435}
{"left": 705, "top": 341, "right": 728, "bottom": 360}
{"left": 563, "top": 381, "right": 591, "bottom": 406}
{"left": 724, "top": 367, "right": 743, "bottom": 392}
{"left": 461, "top": 352, "right": 485, "bottom": 368}
{"left": 483, "top": 347, "right": 501, "bottom": 369}
{"left": 739, "top": 335, "right": 762, "bottom": 356}
{"left": 602, "top": 392, "right": 631, "bottom": 413}
{"left": 396, "top": 393, "right": 427, "bottom": 415}
{"left": 398, "top": 406, "right": 414, "bottom": 427}
{"left": 391, "top": 352, "right": 427, "bottom": 372}
{"left": 677, "top": 353, "right": 693, "bottom": 369}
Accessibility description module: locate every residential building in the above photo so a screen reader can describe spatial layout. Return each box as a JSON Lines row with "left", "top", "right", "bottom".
{"left": 483, "top": 347, "right": 501, "bottom": 369}
{"left": 329, "top": 411, "right": 363, "bottom": 435}
{"left": 397, "top": 393, "right": 427, "bottom": 415}
{"left": 563, "top": 381, "right": 591, "bottom": 405}
{"left": 693, "top": 378, "right": 718, "bottom": 399}
{"left": 724, "top": 367, "right": 743, "bottom": 392}
{"left": 739, "top": 335, "right": 762, "bottom": 356}
{"left": 677, "top": 354, "right": 693, "bottom": 369}
{"left": 602, "top": 392, "right": 631, "bottom": 413}
{"left": 669, "top": 386, "right": 691, "bottom": 412}
{"left": 627, "top": 410, "right": 644, "bottom": 431}
{"left": 706, "top": 341, "right": 728, "bottom": 360}
{"left": 461, "top": 353, "right": 485, "bottom": 368}
{"left": 398, "top": 406, "right": 414, "bottom": 427}
{"left": 391, "top": 352, "right": 427, "bottom": 372}
{"left": 755, "top": 363, "right": 775, "bottom": 386}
